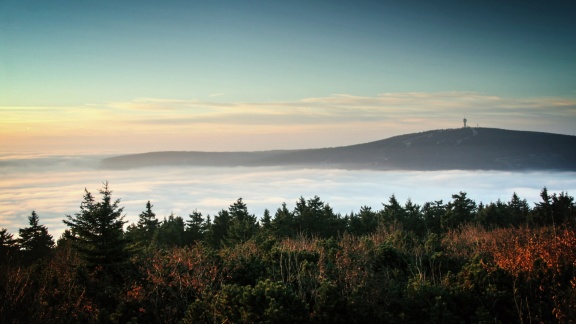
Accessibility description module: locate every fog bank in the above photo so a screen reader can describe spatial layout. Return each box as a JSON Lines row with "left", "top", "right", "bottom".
{"left": 1, "top": 155, "right": 575, "bottom": 239}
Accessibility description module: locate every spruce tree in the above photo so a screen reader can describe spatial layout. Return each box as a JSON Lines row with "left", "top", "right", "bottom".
{"left": 17, "top": 211, "right": 54, "bottom": 260}
{"left": 153, "top": 213, "right": 186, "bottom": 247}
{"left": 63, "top": 182, "right": 129, "bottom": 273}
{"left": 271, "top": 202, "right": 295, "bottom": 238}
{"left": 209, "top": 209, "right": 230, "bottom": 248}
{"left": 126, "top": 200, "right": 159, "bottom": 247}
{"left": 508, "top": 192, "right": 530, "bottom": 226}
{"left": 260, "top": 209, "right": 272, "bottom": 230}
{"left": 227, "top": 198, "right": 259, "bottom": 245}
{"left": 0, "top": 228, "right": 17, "bottom": 263}
{"left": 138, "top": 201, "right": 159, "bottom": 235}
{"left": 186, "top": 209, "right": 206, "bottom": 244}
{"left": 442, "top": 192, "right": 476, "bottom": 230}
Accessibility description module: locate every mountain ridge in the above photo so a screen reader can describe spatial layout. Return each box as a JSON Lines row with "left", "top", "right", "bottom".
{"left": 101, "top": 128, "right": 576, "bottom": 171}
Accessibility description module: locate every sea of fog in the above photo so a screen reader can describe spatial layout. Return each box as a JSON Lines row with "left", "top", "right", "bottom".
{"left": 1, "top": 154, "right": 575, "bottom": 239}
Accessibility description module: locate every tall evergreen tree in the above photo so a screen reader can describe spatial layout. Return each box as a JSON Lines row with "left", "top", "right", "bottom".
{"left": 63, "top": 182, "right": 129, "bottom": 273}
{"left": 476, "top": 200, "right": 509, "bottom": 229}
{"left": 294, "top": 196, "right": 322, "bottom": 236}
{"left": 423, "top": 200, "right": 445, "bottom": 233}
{"left": 227, "top": 198, "right": 259, "bottom": 245}
{"left": 531, "top": 187, "right": 553, "bottom": 226}
{"left": 260, "top": 209, "right": 272, "bottom": 230}
{"left": 347, "top": 206, "right": 378, "bottom": 236}
{"left": 0, "top": 228, "right": 17, "bottom": 263}
{"left": 208, "top": 209, "right": 231, "bottom": 248}
{"left": 186, "top": 209, "right": 207, "bottom": 244}
{"left": 442, "top": 192, "right": 476, "bottom": 230}
{"left": 404, "top": 199, "right": 425, "bottom": 236}
{"left": 126, "top": 200, "right": 160, "bottom": 248}
{"left": 138, "top": 201, "right": 159, "bottom": 238}
{"left": 550, "top": 191, "right": 575, "bottom": 226}
{"left": 380, "top": 194, "right": 405, "bottom": 225}
{"left": 508, "top": 192, "right": 530, "bottom": 226}
{"left": 153, "top": 213, "right": 186, "bottom": 247}
{"left": 271, "top": 202, "right": 295, "bottom": 238}
{"left": 17, "top": 211, "right": 54, "bottom": 260}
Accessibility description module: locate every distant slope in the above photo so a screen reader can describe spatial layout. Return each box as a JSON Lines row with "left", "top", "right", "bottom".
{"left": 101, "top": 128, "right": 576, "bottom": 171}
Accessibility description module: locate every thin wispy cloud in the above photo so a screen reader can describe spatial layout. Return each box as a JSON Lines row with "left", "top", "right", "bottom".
{"left": 1, "top": 92, "right": 575, "bottom": 153}
{"left": 84, "top": 92, "right": 576, "bottom": 124}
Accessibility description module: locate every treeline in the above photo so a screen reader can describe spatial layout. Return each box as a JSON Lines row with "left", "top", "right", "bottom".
{"left": 1, "top": 182, "right": 575, "bottom": 323}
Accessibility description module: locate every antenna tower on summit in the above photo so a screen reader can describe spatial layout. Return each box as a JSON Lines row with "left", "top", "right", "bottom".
{"left": 463, "top": 118, "right": 467, "bottom": 128}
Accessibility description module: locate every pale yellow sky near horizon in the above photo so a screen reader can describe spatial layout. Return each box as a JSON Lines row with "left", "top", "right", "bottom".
{"left": 1, "top": 92, "right": 575, "bottom": 155}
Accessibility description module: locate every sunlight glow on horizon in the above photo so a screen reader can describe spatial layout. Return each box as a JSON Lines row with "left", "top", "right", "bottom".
{"left": 1, "top": 92, "right": 575, "bottom": 154}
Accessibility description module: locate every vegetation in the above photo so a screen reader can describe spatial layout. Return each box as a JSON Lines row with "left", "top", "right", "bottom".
{"left": 1, "top": 183, "right": 575, "bottom": 323}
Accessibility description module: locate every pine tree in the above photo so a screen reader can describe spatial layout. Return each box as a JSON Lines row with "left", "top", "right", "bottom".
{"left": 63, "top": 182, "right": 129, "bottom": 273}
{"left": 17, "top": 211, "right": 54, "bottom": 260}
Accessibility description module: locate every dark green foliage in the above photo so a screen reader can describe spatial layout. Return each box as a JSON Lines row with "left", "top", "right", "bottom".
{"left": 403, "top": 199, "right": 426, "bottom": 237}
{"left": 226, "top": 198, "right": 259, "bottom": 246}
{"left": 530, "top": 187, "right": 553, "bottom": 226}
{"left": 5, "top": 186, "right": 576, "bottom": 323}
{"left": 17, "top": 211, "right": 55, "bottom": 262}
{"left": 207, "top": 209, "right": 231, "bottom": 248}
{"left": 380, "top": 194, "right": 404, "bottom": 224}
{"left": 442, "top": 192, "right": 476, "bottom": 230}
{"left": 527, "top": 187, "right": 575, "bottom": 227}
{"left": 207, "top": 279, "right": 308, "bottom": 323}
{"left": 508, "top": 192, "right": 530, "bottom": 226}
{"left": 477, "top": 200, "right": 509, "bottom": 229}
{"left": 347, "top": 205, "right": 379, "bottom": 236}
{"left": 153, "top": 213, "right": 186, "bottom": 247}
{"left": 126, "top": 201, "right": 159, "bottom": 249}
{"left": 186, "top": 209, "right": 207, "bottom": 244}
{"left": 0, "top": 228, "right": 17, "bottom": 264}
{"left": 293, "top": 196, "right": 344, "bottom": 238}
{"left": 423, "top": 200, "right": 445, "bottom": 233}
{"left": 222, "top": 243, "right": 268, "bottom": 286}
{"left": 63, "top": 182, "right": 129, "bottom": 273}
{"left": 271, "top": 202, "right": 295, "bottom": 238}
{"left": 260, "top": 208, "right": 272, "bottom": 230}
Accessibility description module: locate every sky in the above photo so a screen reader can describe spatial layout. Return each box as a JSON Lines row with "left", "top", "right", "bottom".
{"left": 1, "top": 1, "right": 576, "bottom": 239}
{"left": 1, "top": 0, "right": 576, "bottom": 154}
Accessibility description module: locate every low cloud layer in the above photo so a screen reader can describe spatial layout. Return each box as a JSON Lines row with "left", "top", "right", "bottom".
{"left": 1, "top": 155, "right": 575, "bottom": 240}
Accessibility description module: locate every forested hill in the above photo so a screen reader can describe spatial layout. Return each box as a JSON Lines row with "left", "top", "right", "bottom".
{"left": 101, "top": 128, "right": 576, "bottom": 171}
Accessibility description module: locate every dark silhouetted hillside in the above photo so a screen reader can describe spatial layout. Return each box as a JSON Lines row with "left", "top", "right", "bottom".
{"left": 101, "top": 128, "right": 576, "bottom": 171}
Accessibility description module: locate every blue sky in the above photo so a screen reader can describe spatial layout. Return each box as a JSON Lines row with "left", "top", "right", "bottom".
{"left": 1, "top": 0, "right": 575, "bottom": 153}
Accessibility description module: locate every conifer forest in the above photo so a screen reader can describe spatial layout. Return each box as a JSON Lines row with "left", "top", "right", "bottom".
{"left": 1, "top": 182, "right": 575, "bottom": 323}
